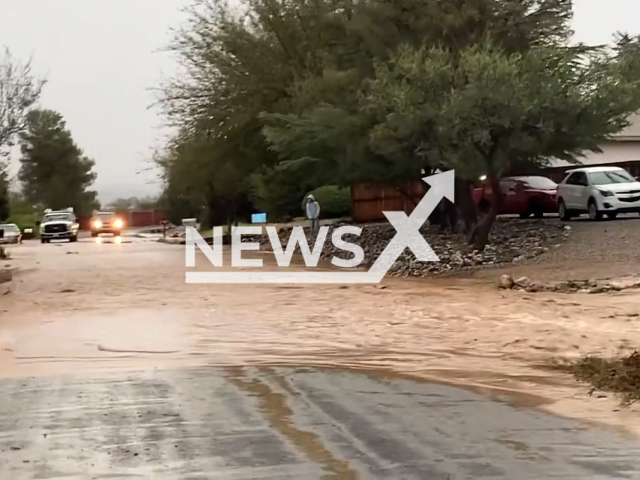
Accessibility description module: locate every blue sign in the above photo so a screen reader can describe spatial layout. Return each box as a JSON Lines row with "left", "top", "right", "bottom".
{"left": 251, "top": 213, "right": 267, "bottom": 224}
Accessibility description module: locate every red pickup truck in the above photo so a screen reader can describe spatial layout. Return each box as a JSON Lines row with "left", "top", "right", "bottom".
{"left": 472, "top": 176, "right": 558, "bottom": 218}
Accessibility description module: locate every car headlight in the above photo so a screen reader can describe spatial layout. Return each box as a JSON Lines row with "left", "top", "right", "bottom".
{"left": 113, "top": 219, "right": 123, "bottom": 229}
{"left": 93, "top": 220, "right": 103, "bottom": 229}
{"left": 598, "top": 189, "right": 614, "bottom": 197}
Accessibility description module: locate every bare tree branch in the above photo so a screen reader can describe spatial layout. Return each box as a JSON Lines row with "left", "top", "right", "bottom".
{"left": 0, "top": 48, "right": 46, "bottom": 155}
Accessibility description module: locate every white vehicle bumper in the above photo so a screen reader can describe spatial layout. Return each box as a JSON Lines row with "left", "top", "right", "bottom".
{"left": 597, "top": 193, "right": 640, "bottom": 213}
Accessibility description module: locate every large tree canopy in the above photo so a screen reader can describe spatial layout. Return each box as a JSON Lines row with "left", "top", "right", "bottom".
{"left": 156, "top": 0, "right": 640, "bottom": 248}
{"left": 362, "top": 38, "right": 640, "bottom": 247}
{"left": 18, "top": 109, "right": 99, "bottom": 215}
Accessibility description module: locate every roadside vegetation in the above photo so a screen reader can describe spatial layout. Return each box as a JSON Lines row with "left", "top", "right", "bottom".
{"left": 555, "top": 352, "right": 640, "bottom": 406}
{"left": 154, "top": 0, "right": 640, "bottom": 250}
{"left": 0, "top": 48, "right": 99, "bottom": 232}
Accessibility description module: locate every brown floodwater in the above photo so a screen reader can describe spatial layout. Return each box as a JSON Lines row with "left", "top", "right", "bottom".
{"left": 2, "top": 238, "right": 640, "bottom": 438}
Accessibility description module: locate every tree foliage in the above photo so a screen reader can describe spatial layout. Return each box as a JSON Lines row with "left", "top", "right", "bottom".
{"left": 303, "top": 185, "right": 350, "bottom": 219}
{"left": 156, "top": 0, "right": 640, "bottom": 248}
{"left": 18, "top": 109, "right": 99, "bottom": 215}
{"left": 363, "top": 38, "right": 640, "bottom": 247}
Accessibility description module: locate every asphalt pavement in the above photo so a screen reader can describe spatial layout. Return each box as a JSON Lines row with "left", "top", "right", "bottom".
{"left": 1, "top": 367, "right": 640, "bottom": 479}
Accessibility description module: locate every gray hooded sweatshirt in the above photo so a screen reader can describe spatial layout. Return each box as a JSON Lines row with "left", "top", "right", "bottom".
{"left": 305, "top": 195, "right": 320, "bottom": 220}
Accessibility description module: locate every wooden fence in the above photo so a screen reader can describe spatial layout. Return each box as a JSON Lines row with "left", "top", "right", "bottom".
{"left": 350, "top": 181, "right": 426, "bottom": 222}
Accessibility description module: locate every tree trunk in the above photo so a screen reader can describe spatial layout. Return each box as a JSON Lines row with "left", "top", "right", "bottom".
{"left": 469, "top": 178, "right": 501, "bottom": 251}
{"left": 437, "top": 198, "right": 458, "bottom": 232}
{"left": 455, "top": 178, "right": 477, "bottom": 234}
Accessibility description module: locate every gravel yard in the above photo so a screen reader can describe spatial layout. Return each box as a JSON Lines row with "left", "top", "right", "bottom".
{"left": 255, "top": 214, "right": 640, "bottom": 282}
{"left": 258, "top": 217, "right": 570, "bottom": 276}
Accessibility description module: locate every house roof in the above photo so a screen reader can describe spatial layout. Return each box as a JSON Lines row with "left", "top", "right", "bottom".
{"left": 612, "top": 112, "right": 640, "bottom": 140}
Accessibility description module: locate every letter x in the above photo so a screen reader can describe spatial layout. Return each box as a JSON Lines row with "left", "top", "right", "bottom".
{"left": 368, "top": 175, "right": 451, "bottom": 276}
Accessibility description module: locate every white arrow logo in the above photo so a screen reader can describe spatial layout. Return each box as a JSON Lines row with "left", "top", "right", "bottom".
{"left": 367, "top": 170, "right": 455, "bottom": 282}
{"left": 185, "top": 170, "right": 455, "bottom": 283}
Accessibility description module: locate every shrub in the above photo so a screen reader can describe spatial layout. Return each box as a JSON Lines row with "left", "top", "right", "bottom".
{"left": 7, "top": 213, "right": 39, "bottom": 230}
{"left": 302, "top": 185, "right": 350, "bottom": 219}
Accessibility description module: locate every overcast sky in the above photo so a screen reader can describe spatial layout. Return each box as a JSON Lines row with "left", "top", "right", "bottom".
{"left": 1, "top": 1, "right": 638, "bottom": 203}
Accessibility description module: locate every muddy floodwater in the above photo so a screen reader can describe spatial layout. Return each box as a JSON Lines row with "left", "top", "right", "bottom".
{"left": 2, "top": 238, "right": 640, "bottom": 433}
{"left": 2, "top": 237, "right": 640, "bottom": 478}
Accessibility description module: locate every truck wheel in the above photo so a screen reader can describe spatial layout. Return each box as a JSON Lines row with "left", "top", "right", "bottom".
{"left": 91, "top": 231, "right": 97, "bottom": 237}
{"left": 519, "top": 212, "right": 531, "bottom": 219}
{"left": 114, "top": 231, "right": 121, "bottom": 237}
{"left": 70, "top": 235, "right": 78, "bottom": 242}
{"left": 41, "top": 238, "right": 46, "bottom": 244}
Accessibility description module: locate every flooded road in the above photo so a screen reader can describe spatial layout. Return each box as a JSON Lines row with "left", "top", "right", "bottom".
{"left": 2, "top": 237, "right": 640, "bottom": 478}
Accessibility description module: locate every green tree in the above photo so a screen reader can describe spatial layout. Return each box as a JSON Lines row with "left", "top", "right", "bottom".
{"left": 260, "top": 0, "right": 576, "bottom": 227}
{"left": 157, "top": 0, "right": 585, "bottom": 233}
{"left": 157, "top": 0, "right": 317, "bottom": 225}
{"left": 363, "top": 39, "right": 640, "bottom": 249}
{"left": 18, "top": 109, "right": 98, "bottom": 215}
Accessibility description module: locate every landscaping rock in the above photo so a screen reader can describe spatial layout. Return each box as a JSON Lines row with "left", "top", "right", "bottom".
{"left": 554, "top": 280, "right": 572, "bottom": 293}
{"left": 254, "top": 218, "right": 569, "bottom": 278}
{"left": 525, "top": 281, "right": 546, "bottom": 293}
{"left": 499, "top": 274, "right": 514, "bottom": 289}
{"left": 609, "top": 281, "right": 626, "bottom": 291}
{"left": 498, "top": 274, "right": 640, "bottom": 294}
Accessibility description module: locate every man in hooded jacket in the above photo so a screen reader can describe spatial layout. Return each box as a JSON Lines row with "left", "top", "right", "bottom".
{"left": 305, "top": 194, "right": 321, "bottom": 235}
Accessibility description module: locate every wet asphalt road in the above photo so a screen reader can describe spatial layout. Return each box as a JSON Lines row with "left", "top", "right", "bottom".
{"left": 3, "top": 235, "right": 640, "bottom": 478}
{"left": 2, "top": 367, "right": 640, "bottom": 479}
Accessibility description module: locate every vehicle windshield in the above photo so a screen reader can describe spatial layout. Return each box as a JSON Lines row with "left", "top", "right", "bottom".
{"left": 522, "top": 177, "right": 557, "bottom": 189}
{"left": 97, "top": 213, "right": 115, "bottom": 219}
{"left": 589, "top": 170, "right": 636, "bottom": 185}
{"left": 42, "top": 213, "right": 75, "bottom": 222}
{"left": 0, "top": 224, "right": 19, "bottom": 232}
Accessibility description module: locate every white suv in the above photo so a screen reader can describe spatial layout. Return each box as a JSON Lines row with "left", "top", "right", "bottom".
{"left": 557, "top": 166, "right": 640, "bottom": 221}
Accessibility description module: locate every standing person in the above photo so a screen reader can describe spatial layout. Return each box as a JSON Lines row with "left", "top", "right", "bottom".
{"left": 305, "top": 194, "right": 321, "bottom": 235}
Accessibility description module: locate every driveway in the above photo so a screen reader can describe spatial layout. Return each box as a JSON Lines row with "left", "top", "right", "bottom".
{"left": 1, "top": 237, "right": 640, "bottom": 478}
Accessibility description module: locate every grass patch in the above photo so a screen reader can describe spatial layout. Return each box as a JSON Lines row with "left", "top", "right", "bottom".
{"left": 555, "top": 351, "right": 640, "bottom": 406}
